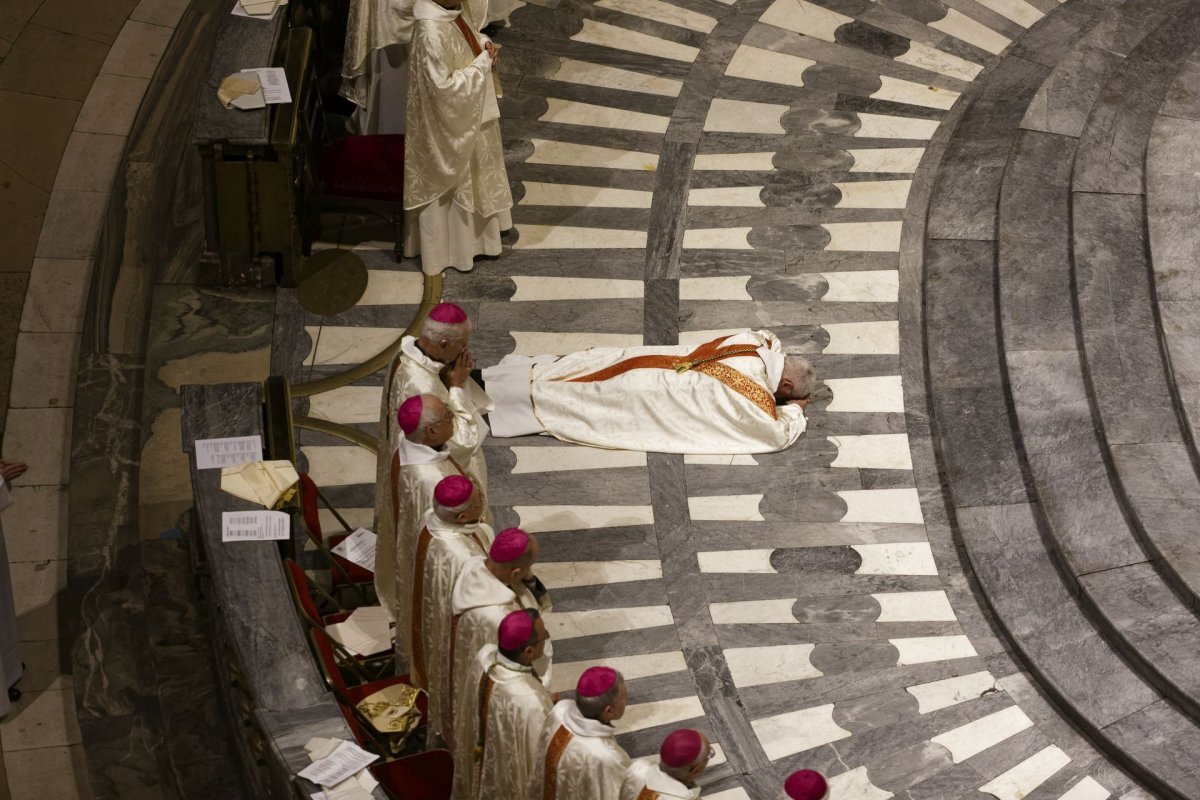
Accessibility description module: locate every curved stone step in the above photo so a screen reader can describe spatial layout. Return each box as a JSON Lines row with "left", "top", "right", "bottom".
{"left": 925, "top": 0, "right": 1200, "bottom": 793}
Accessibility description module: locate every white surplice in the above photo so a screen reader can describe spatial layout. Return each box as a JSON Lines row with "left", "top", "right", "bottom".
{"left": 448, "top": 557, "right": 552, "bottom": 749}
{"left": 410, "top": 509, "right": 495, "bottom": 740}
{"left": 403, "top": 0, "right": 512, "bottom": 275}
{"left": 0, "top": 478, "right": 22, "bottom": 717}
{"left": 619, "top": 761, "right": 701, "bottom": 800}
{"left": 529, "top": 699, "right": 630, "bottom": 800}
{"left": 484, "top": 330, "right": 807, "bottom": 454}
{"left": 486, "top": 0, "right": 524, "bottom": 24}
{"left": 451, "top": 644, "right": 554, "bottom": 800}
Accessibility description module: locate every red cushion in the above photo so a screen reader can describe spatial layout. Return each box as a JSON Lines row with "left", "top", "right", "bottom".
{"left": 370, "top": 750, "right": 454, "bottom": 800}
{"left": 321, "top": 134, "right": 406, "bottom": 202}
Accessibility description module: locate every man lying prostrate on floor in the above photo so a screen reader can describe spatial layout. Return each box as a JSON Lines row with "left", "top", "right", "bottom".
{"left": 530, "top": 667, "right": 631, "bottom": 800}
{"left": 385, "top": 392, "right": 485, "bottom": 638}
{"left": 620, "top": 729, "right": 712, "bottom": 800}
{"left": 482, "top": 330, "right": 815, "bottom": 454}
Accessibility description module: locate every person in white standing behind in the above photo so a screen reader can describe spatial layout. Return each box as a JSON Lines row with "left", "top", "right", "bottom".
{"left": 619, "top": 729, "right": 712, "bottom": 800}
{"left": 452, "top": 609, "right": 555, "bottom": 800}
{"left": 403, "top": 0, "right": 513, "bottom": 274}
{"left": 0, "top": 458, "right": 27, "bottom": 716}
{"left": 529, "top": 667, "right": 631, "bottom": 800}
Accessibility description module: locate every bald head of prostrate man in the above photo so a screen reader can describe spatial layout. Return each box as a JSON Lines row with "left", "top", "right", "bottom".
{"left": 398, "top": 393, "right": 455, "bottom": 448}
{"left": 419, "top": 302, "right": 471, "bottom": 364}
{"left": 660, "top": 728, "right": 712, "bottom": 787}
{"left": 775, "top": 356, "right": 817, "bottom": 407}
{"left": 782, "top": 770, "right": 829, "bottom": 800}
{"left": 576, "top": 666, "right": 627, "bottom": 725}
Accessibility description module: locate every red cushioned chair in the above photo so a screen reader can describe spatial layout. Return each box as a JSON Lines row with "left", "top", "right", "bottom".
{"left": 370, "top": 750, "right": 454, "bottom": 800}
{"left": 298, "top": 473, "right": 375, "bottom": 606}
{"left": 318, "top": 134, "right": 406, "bottom": 261}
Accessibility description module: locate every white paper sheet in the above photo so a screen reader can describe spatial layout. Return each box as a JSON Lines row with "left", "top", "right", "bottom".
{"left": 298, "top": 740, "right": 379, "bottom": 788}
{"left": 325, "top": 606, "right": 392, "bottom": 657}
{"left": 330, "top": 528, "right": 376, "bottom": 573}
{"left": 241, "top": 67, "right": 292, "bottom": 104}
{"left": 195, "top": 436, "right": 263, "bottom": 470}
{"left": 221, "top": 510, "right": 291, "bottom": 541}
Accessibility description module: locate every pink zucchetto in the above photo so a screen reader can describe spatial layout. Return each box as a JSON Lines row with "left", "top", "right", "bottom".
{"left": 498, "top": 610, "right": 534, "bottom": 651}
{"left": 660, "top": 729, "right": 704, "bottom": 768}
{"left": 784, "top": 770, "right": 828, "bottom": 800}
{"left": 434, "top": 475, "right": 473, "bottom": 507}
{"left": 576, "top": 666, "right": 618, "bottom": 698}
{"left": 428, "top": 302, "right": 468, "bottom": 324}
{"left": 397, "top": 395, "right": 423, "bottom": 434}
{"left": 489, "top": 528, "right": 530, "bottom": 564}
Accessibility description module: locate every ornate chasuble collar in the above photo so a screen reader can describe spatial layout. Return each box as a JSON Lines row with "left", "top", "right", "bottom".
{"left": 563, "top": 336, "right": 779, "bottom": 420}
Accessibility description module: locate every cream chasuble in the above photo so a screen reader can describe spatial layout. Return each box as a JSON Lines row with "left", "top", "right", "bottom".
{"left": 619, "top": 761, "right": 702, "bottom": 800}
{"left": 449, "top": 558, "right": 552, "bottom": 748}
{"left": 451, "top": 644, "right": 553, "bottom": 800}
{"left": 410, "top": 509, "right": 495, "bottom": 740}
{"left": 486, "top": 0, "right": 524, "bottom": 24}
{"left": 403, "top": 0, "right": 513, "bottom": 274}
{"left": 484, "top": 330, "right": 807, "bottom": 454}
{"left": 530, "top": 699, "right": 630, "bottom": 800}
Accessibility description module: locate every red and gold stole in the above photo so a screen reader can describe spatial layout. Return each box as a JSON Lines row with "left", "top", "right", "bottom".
{"left": 543, "top": 725, "right": 574, "bottom": 800}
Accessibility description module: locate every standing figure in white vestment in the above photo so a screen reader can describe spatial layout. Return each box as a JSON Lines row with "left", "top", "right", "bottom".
{"left": 529, "top": 667, "right": 630, "bottom": 800}
{"left": 452, "top": 609, "right": 554, "bottom": 800}
{"left": 403, "top": 0, "right": 513, "bottom": 275}
{"left": 483, "top": 330, "right": 816, "bottom": 454}
{"left": 383, "top": 391, "right": 485, "bottom": 635}
{"left": 781, "top": 771, "right": 828, "bottom": 800}
{"left": 450, "top": 529, "right": 552, "bottom": 745}
{"left": 410, "top": 475, "right": 495, "bottom": 741}
{"left": 376, "top": 302, "right": 492, "bottom": 615}
{"left": 0, "top": 458, "right": 27, "bottom": 715}
{"left": 619, "top": 729, "right": 711, "bottom": 800}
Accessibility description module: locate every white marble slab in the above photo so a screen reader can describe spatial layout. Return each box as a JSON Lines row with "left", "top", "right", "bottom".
{"left": 724, "top": 644, "right": 822, "bottom": 687}
{"left": 705, "top": 789, "right": 752, "bottom": 800}
{"left": 682, "top": 228, "right": 755, "bottom": 249}
{"left": 510, "top": 446, "right": 647, "bottom": 473}
{"left": 688, "top": 494, "right": 764, "bottom": 520}
{"left": 838, "top": 487, "right": 924, "bottom": 524}
{"left": 678, "top": 328, "right": 750, "bottom": 346}
{"left": 725, "top": 44, "right": 814, "bottom": 88}
{"left": 511, "top": 276, "right": 644, "bottom": 301}
{"left": 906, "top": 671, "right": 1000, "bottom": 714}
{"left": 550, "top": 58, "right": 683, "bottom": 97}
{"left": 932, "top": 705, "right": 1034, "bottom": 764}
{"left": 824, "top": 375, "right": 905, "bottom": 413}
{"left": 821, "top": 270, "right": 899, "bottom": 302}
{"left": 823, "top": 221, "right": 904, "bottom": 252}
{"left": 596, "top": 0, "right": 717, "bottom": 32}
{"left": 513, "top": 225, "right": 649, "bottom": 250}
{"left": 509, "top": 331, "right": 643, "bottom": 355}
{"left": 896, "top": 41, "right": 984, "bottom": 82}
{"left": 306, "top": 385, "right": 383, "bottom": 425}
{"left": 930, "top": 8, "right": 1011, "bottom": 55}
{"left": 760, "top": 0, "right": 852, "bottom": 41}
{"left": 891, "top": 635, "right": 978, "bottom": 665}
{"left": 834, "top": 180, "right": 912, "bottom": 208}
{"left": 302, "top": 325, "right": 397, "bottom": 366}
{"left": 873, "top": 590, "right": 955, "bottom": 621}
{"left": 619, "top": 696, "right": 706, "bottom": 734}
{"left": 540, "top": 97, "right": 671, "bottom": 133}
{"left": 299, "top": 445, "right": 376, "bottom": 487}
{"left": 980, "top": 746, "right": 1070, "bottom": 800}
{"left": 710, "top": 598, "right": 798, "bottom": 624}
{"left": 550, "top": 650, "right": 689, "bottom": 693}
{"left": 571, "top": 19, "right": 700, "bottom": 62}
{"left": 520, "top": 181, "right": 655, "bottom": 208}
{"left": 704, "top": 98, "right": 788, "bottom": 134}
{"left": 318, "top": 507, "right": 374, "bottom": 536}
{"left": 751, "top": 704, "right": 851, "bottom": 760}
{"left": 853, "top": 542, "right": 938, "bottom": 575}
{"left": 536, "top": 560, "right": 663, "bottom": 588}
{"left": 828, "top": 433, "right": 912, "bottom": 470}
{"left": 684, "top": 454, "right": 760, "bottom": 465}
{"left": 693, "top": 152, "right": 777, "bottom": 171}
{"left": 544, "top": 605, "right": 674, "bottom": 639}
{"left": 514, "top": 504, "right": 655, "bottom": 532}
{"left": 848, "top": 147, "right": 924, "bottom": 173}
{"left": 680, "top": 276, "right": 753, "bottom": 300}
{"left": 827, "top": 767, "right": 894, "bottom": 800}
{"left": 975, "top": 0, "right": 1043, "bottom": 27}
{"left": 696, "top": 549, "right": 777, "bottom": 573}
{"left": 1058, "top": 777, "right": 1112, "bottom": 800}
{"left": 873, "top": 76, "right": 959, "bottom": 110}
{"left": 854, "top": 113, "right": 940, "bottom": 140}
{"left": 527, "top": 139, "right": 660, "bottom": 171}
{"left": 687, "top": 186, "right": 766, "bottom": 207}
{"left": 822, "top": 320, "right": 900, "bottom": 354}
{"left": 359, "top": 270, "right": 425, "bottom": 306}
